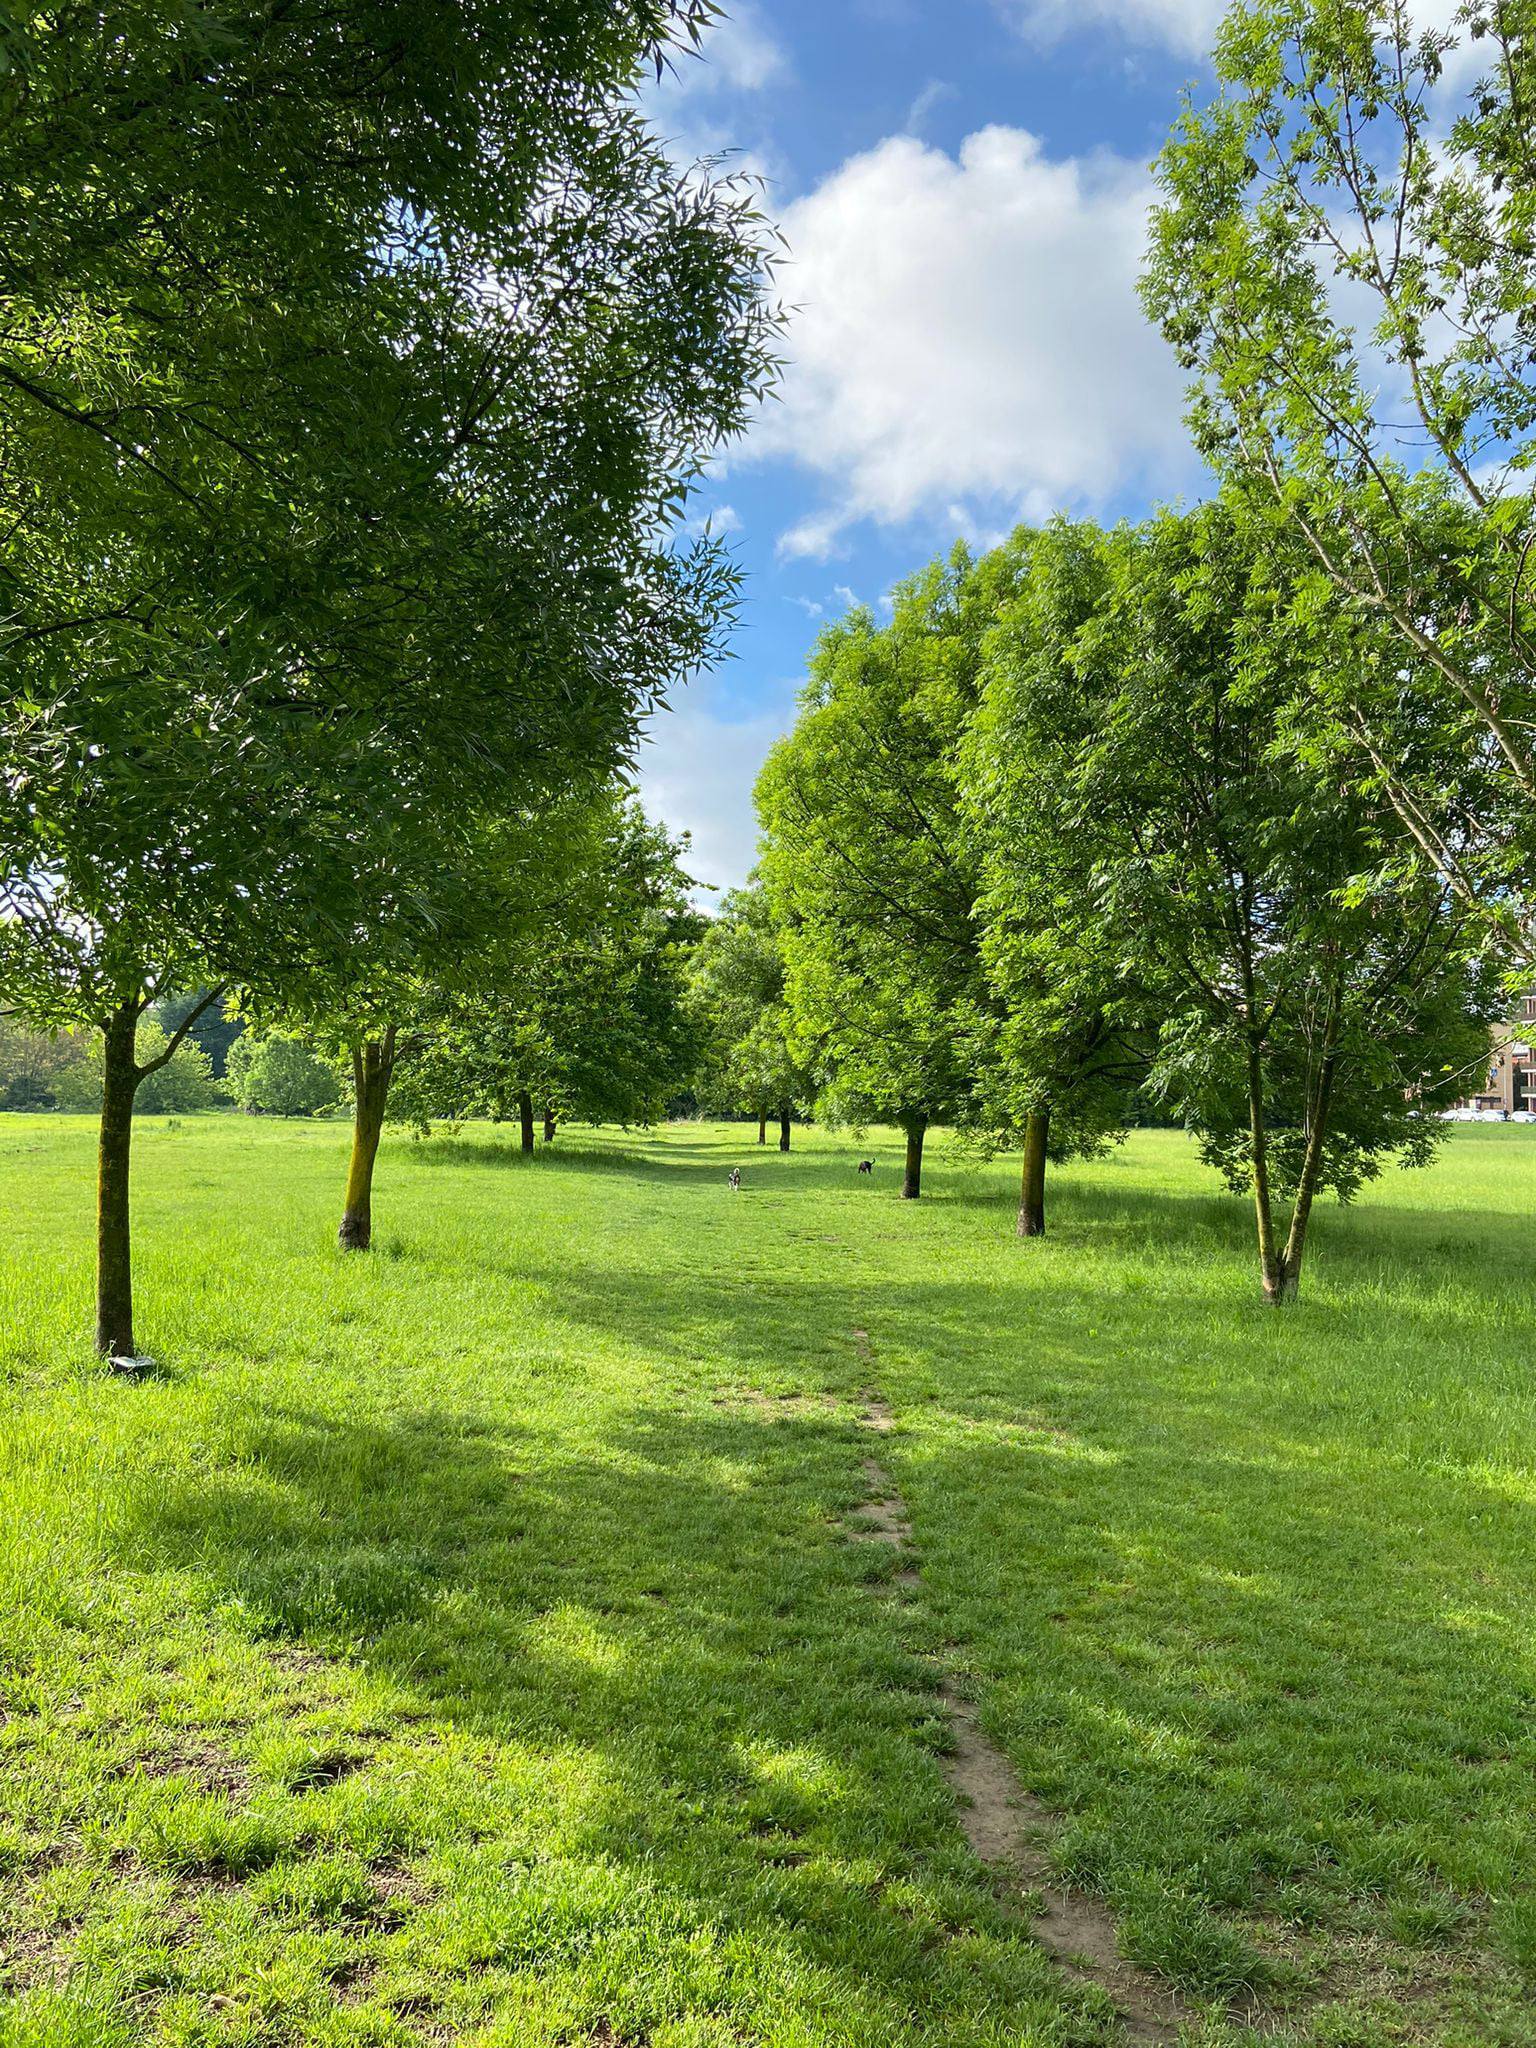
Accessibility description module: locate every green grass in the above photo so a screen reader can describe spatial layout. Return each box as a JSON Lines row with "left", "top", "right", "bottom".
{"left": 2, "top": 1114, "right": 1536, "bottom": 2046}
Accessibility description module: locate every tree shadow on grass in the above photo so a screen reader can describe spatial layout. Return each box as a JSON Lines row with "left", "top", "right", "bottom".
{"left": 110, "top": 1316, "right": 1536, "bottom": 2028}
{"left": 110, "top": 1394, "right": 1104, "bottom": 2045}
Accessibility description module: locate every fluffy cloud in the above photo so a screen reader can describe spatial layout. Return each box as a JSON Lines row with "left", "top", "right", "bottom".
{"left": 637, "top": 679, "right": 798, "bottom": 899}
{"left": 755, "top": 127, "right": 1195, "bottom": 556}
{"left": 996, "top": 0, "right": 1219, "bottom": 54}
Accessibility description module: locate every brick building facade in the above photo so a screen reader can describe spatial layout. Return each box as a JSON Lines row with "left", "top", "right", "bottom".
{"left": 1452, "top": 992, "right": 1536, "bottom": 1118}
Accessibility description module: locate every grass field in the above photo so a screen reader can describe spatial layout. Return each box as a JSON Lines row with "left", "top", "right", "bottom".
{"left": 3, "top": 1114, "right": 1536, "bottom": 2048}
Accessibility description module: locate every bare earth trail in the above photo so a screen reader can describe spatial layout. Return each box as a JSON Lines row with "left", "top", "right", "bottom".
{"left": 848, "top": 1328, "right": 1191, "bottom": 2046}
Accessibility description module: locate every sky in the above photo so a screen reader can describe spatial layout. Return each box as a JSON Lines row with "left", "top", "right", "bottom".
{"left": 634, "top": 0, "right": 1225, "bottom": 899}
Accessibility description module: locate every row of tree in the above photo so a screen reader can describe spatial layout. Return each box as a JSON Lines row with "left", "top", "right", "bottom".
{"left": 724, "top": 504, "right": 1497, "bottom": 1303}
{"left": 696, "top": 0, "right": 1536, "bottom": 1306}
{"left": 0, "top": 2, "right": 778, "bottom": 1355}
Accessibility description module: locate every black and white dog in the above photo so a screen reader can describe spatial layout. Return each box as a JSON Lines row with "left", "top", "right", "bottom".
{"left": 857, "top": 1159, "right": 874, "bottom": 1175}
{"left": 728, "top": 1167, "right": 742, "bottom": 1190}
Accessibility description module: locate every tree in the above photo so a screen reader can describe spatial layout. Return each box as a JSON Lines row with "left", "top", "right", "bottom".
{"left": 384, "top": 801, "right": 703, "bottom": 1164}
{"left": 964, "top": 523, "right": 1155, "bottom": 1238}
{"left": 155, "top": 992, "right": 244, "bottom": 1081}
{"left": 0, "top": 1018, "right": 86, "bottom": 1111}
{"left": 52, "top": 1018, "right": 218, "bottom": 1117}
{"left": 1144, "top": 0, "right": 1536, "bottom": 946}
{"left": 226, "top": 1034, "right": 342, "bottom": 1119}
{"left": 0, "top": 2, "right": 779, "bottom": 1343}
{"left": 687, "top": 884, "right": 814, "bottom": 1149}
{"left": 758, "top": 551, "right": 1002, "bottom": 1199}
{"left": 1047, "top": 505, "right": 1500, "bottom": 1302}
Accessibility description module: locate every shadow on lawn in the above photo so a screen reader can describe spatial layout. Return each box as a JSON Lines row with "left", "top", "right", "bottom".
{"left": 116, "top": 1344, "right": 1536, "bottom": 2019}
{"left": 116, "top": 1393, "right": 1096, "bottom": 2042}
{"left": 402, "top": 1132, "right": 843, "bottom": 1187}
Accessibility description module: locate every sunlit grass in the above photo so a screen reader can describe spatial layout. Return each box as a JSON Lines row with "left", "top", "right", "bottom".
{"left": 1, "top": 1114, "right": 1534, "bottom": 2044}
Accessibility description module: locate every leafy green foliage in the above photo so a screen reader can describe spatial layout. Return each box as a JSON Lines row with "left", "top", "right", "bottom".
{"left": 985, "top": 503, "right": 1501, "bottom": 1294}
{"left": 226, "top": 1036, "right": 342, "bottom": 1120}
{"left": 52, "top": 1021, "right": 219, "bottom": 1117}
{"left": 757, "top": 556, "right": 998, "bottom": 1143}
{"left": 388, "top": 802, "right": 703, "bottom": 1134}
{"left": 0, "top": 1, "right": 778, "bottom": 1333}
{"left": 963, "top": 524, "right": 1153, "bottom": 1169}
{"left": 1144, "top": 0, "right": 1536, "bottom": 940}
{"left": 0, "top": 1018, "right": 84, "bottom": 1111}
{"left": 686, "top": 883, "right": 814, "bottom": 1127}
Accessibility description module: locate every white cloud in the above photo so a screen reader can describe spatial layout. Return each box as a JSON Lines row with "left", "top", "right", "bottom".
{"left": 702, "top": 3, "right": 789, "bottom": 93}
{"left": 905, "top": 79, "right": 959, "bottom": 135}
{"left": 637, "top": 678, "right": 799, "bottom": 899}
{"left": 754, "top": 127, "right": 1194, "bottom": 555}
{"left": 996, "top": 0, "right": 1218, "bottom": 54}
{"left": 686, "top": 501, "right": 743, "bottom": 537}
{"left": 647, "top": 3, "right": 789, "bottom": 175}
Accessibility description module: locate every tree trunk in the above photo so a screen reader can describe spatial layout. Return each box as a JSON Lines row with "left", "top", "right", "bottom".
{"left": 339, "top": 1033, "right": 396, "bottom": 1252}
{"left": 779, "top": 1103, "right": 791, "bottom": 1152}
{"left": 1018, "top": 1109, "right": 1050, "bottom": 1238}
{"left": 543, "top": 1106, "right": 557, "bottom": 1144}
{"left": 757, "top": 1112, "right": 767, "bottom": 1146}
{"left": 901, "top": 1116, "right": 927, "bottom": 1201}
{"left": 518, "top": 1090, "right": 535, "bottom": 1155}
{"left": 96, "top": 1000, "right": 141, "bottom": 1357}
{"left": 1277, "top": 1035, "right": 1340, "bottom": 1304}
{"left": 1246, "top": 1040, "right": 1287, "bottom": 1304}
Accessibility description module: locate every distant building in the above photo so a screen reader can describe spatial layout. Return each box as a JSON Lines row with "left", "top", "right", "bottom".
{"left": 1448, "top": 992, "right": 1536, "bottom": 1119}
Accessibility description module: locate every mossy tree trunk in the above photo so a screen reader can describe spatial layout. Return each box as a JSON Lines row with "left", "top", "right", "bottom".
{"left": 779, "top": 1103, "right": 791, "bottom": 1152}
{"left": 1018, "top": 1109, "right": 1050, "bottom": 1238}
{"left": 95, "top": 984, "right": 224, "bottom": 1351}
{"left": 95, "top": 1000, "right": 142, "bottom": 1357}
{"left": 757, "top": 1111, "right": 767, "bottom": 1146}
{"left": 901, "top": 1114, "right": 927, "bottom": 1201}
{"left": 339, "top": 1029, "right": 398, "bottom": 1252}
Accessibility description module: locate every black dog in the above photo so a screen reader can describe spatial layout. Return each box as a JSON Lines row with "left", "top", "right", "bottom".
{"left": 857, "top": 1160, "right": 874, "bottom": 1175}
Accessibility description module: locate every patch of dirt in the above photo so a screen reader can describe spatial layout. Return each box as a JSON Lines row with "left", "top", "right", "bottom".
{"left": 0, "top": 1916, "right": 77, "bottom": 1992}
{"left": 714, "top": 1388, "right": 842, "bottom": 1420}
{"left": 849, "top": 1460, "right": 912, "bottom": 1550}
{"left": 589, "top": 2022, "right": 651, "bottom": 2047}
{"left": 940, "top": 1686, "right": 1187, "bottom": 2042}
{"left": 111, "top": 1738, "right": 251, "bottom": 1799}
{"left": 369, "top": 1859, "right": 432, "bottom": 1914}
{"left": 848, "top": 1333, "right": 1189, "bottom": 2045}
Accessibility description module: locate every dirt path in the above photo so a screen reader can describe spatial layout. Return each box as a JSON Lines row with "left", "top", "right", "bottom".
{"left": 849, "top": 1331, "right": 1189, "bottom": 2045}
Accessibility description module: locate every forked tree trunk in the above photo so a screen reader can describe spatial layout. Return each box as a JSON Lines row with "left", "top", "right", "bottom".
{"left": 1018, "top": 1109, "right": 1050, "bottom": 1238}
{"left": 339, "top": 1031, "right": 397, "bottom": 1252}
{"left": 1276, "top": 1033, "right": 1340, "bottom": 1304}
{"left": 779, "top": 1103, "right": 791, "bottom": 1152}
{"left": 96, "top": 1000, "right": 142, "bottom": 1357}
{"left": 901, "top": 1115, "right": 927, "bottom": 1201}
{"left": 518, "top": 1091, "right": 535, "bottom": 1155}
{"left": 543, "top": 1106, "right": 557, "bottom": 1144}
{"left": 757, "top": 1112, "right": 767, "bottom": 1146}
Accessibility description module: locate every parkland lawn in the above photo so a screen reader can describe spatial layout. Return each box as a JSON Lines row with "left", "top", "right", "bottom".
{"left": 3, "top": 1119, "right": 1536, "bottom": 2048}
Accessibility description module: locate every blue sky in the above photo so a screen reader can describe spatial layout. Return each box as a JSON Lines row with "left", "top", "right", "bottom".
{"left": 635, "top": 0, "right": 1223, "bottom": 896}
